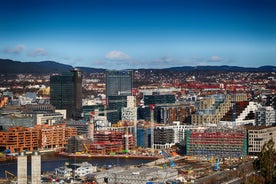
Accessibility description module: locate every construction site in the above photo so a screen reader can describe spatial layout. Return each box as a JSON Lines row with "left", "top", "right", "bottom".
{"left": 185, "top": 126, "right": 247, "bottom": 159}
{"left": 65, "top": 130, "right": 136, "bottom": 155}
{"left": 0, "top": 124, "right": 77, "bottom": 154}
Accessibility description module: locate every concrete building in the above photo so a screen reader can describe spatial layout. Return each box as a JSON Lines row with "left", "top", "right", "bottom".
{"left": 0, "top": 114, "right": 35, "bottom": 130}
{"left": 247, "top": 126, "right": 276, "bottom": 155}
{"left": 17, "top": 152, "right": 27, "bottom": 184}
{"left": 93, "top": 166, "right": 178, "bottom": 184}
{"left": 154, "top": 124, "right": 197, "bottom": 150}
{"left": 33, "top": 113, "right": 64, "bottom": 125}
{"left": 31, "top": 152, "right": 41, "bottom": 184}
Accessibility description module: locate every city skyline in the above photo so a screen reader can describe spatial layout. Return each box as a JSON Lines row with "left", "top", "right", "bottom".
{"left": 0, "top": 0, "right": 276, "bottom": 69}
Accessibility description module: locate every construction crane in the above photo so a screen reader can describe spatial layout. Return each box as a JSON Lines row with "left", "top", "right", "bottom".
{"left": 232, "top": 87, "right": 237, "bottom": 122}
{"left": 83, "top": 143, "right": 89, "bottom": 153}
{"left": 214, "top": 156, "right": 220, "bottom": 171}
{"left": 160, "top": 150, "right": 176, "bottom": 167}
{"left": 5, "top": 170, "right": 16, "bottom": 179}
{"left": 142, "top": 103, "right": 172, "bottom": 154}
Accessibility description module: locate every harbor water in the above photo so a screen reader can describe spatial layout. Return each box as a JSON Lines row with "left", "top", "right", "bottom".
{"left": 0, "top": 152, "right": 154, "bottom": 178}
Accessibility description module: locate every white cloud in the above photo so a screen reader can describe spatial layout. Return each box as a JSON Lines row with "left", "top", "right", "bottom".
{"left": 105, "top": 50, "right": 130, "bottom": 60}
{"left": 28, "top": 48, "right": 48, "bottom": 57}
{"left": 3, "top": 44, "right": 25, "bottom": 54}
{"left": 154, "top": 56, "right": 174, "bottom": 64}
{"left": 209, "top": 55, "right": 223, "bottom": 62}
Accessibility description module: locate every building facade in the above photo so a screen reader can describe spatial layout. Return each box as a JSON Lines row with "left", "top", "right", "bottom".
{"left": 185, "top": 127, "right": 247, "bottom": 158}
{"left": 106, "top": 70, "right": 133, "bottom": 124}
{"left": 255, "top": 106, "right": 276, "bottom": 126}
{"left": 50, "top": 69, "right": 82, "bottom": 119}
{"left": 247, "top": 126, "right": 276, "bottom": 155}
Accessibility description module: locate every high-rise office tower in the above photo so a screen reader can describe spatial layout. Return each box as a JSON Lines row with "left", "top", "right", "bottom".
{"left": 106, "top": 70, "right": 133, "bottom": 124}
{"left": 106, "top": 70, "right": 133, "bottom": 96}
{"left": 50, "top": 69, "right": 82, "bottom": 119}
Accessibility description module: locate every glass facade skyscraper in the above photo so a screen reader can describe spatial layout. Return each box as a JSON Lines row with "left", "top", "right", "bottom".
{"left": 106, "top": 70, "right": 133, "bottom": 96}
{"left": 106, "top": 70, "right": 133, "bottom": 124}
{"left": 50, "top": 69, "right": 82, "bottom": 119}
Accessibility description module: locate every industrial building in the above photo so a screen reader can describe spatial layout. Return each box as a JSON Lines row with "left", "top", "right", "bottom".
{"left": 93, "top": 166, "right": 178, "bottom": 184}
{"left": 247, "top": 126, "right": 276, "bottom": 155}
{"left": 185, "top": 126, "right": 247, "bottom": 158}
{"left": 50, "top": 69, "right": 83, "bottom": 119}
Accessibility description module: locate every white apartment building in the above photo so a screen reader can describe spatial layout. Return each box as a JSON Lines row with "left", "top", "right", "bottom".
{"left": 247, "top": 126, "right": 276, "bottom": 155}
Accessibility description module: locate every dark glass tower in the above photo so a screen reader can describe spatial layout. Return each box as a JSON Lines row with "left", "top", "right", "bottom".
{"left": 106, "top": 70, "right": 133, "bottom": 124}
{"left": 106, "top": 70, "right": 133, "bottom": 96}
{"left": 50, "top": 69, "right": 82, "bottom": 119}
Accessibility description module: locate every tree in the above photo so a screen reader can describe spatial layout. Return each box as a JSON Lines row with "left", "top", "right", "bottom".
{"left": 258, "top": 139, "right": 275, "bottom": 184}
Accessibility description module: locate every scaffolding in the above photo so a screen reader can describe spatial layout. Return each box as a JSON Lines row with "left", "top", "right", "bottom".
{"left": 88, "top": 131, "right": 135, "bottom": 154}
{"left": 185, "top": 127, "right": 247, "bottom": 158}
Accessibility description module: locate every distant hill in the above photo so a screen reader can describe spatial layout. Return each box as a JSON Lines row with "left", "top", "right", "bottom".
{"left": 0, "top": 59, "right": 104, "bottom": 74}
{"left": 0, "top": 58, "right": 275, "bottom": 74}
{"left": 76, "top": 67, "right": 105, "bottom": 73}
{"left": 0, "top": 59, "right": 73, "bottom": 74}
{"left": 165, "top": 65, "right": 276, "bottom": 72}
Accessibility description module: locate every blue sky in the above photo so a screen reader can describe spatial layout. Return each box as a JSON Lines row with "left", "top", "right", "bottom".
{"left": 0, "top": 0, "right": 275, "bottom": 69}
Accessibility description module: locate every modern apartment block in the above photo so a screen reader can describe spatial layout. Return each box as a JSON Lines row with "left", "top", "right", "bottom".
{"left": 247, "top": 126, "right": 276, "bottom": 155}
{"left": 0, "top": 124, "right": 77, "bottom": 153}
{"left": 153, "top": 124, "right": 196, "bottom": 150}
{"left": 159, "top": 104, "right": 194, "bottom": 124}
{"left": 191, "top": 93, "right": 253, "bottom": 125}
{"left": 255, "top": 106, "right": 276, "bottom": 126}
{"left": 50, "top": 69, "right": 82, "bottom": 120}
